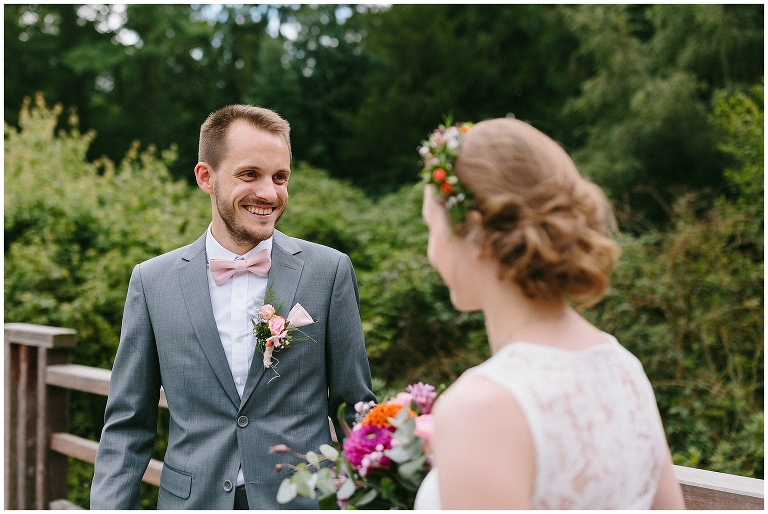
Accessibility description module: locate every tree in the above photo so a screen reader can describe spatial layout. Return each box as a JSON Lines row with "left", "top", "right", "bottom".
{"left": 561, "top": 4, "right": 764, "bottom": 227}
{"left": 338, "top": 4, "right": 587, "bottom": 193}
{"left": 247, "top": 5, "right": 378, "bottom": 176}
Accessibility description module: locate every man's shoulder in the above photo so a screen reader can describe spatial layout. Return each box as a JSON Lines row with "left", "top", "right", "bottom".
{"left": 138, "top": 235, "right": 206, "bottom": 270}
{"left": 274, "top": 230, "right": 347, "bottom": 262}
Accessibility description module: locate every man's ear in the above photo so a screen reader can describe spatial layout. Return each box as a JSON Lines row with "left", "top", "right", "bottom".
{"left": 194, "top": 162, "right": 214, "bottom": 194}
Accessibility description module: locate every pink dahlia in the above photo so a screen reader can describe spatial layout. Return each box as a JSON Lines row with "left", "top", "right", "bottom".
{"left": 342, "top": 424, "right": 394, "bottom": 475}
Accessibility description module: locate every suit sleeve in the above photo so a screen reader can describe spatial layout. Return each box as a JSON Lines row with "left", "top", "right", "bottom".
{"left": 90, "top": 264, "right": 161, "bottom": 509}
{"left": 325, "top": 254, "right": 376, "bottom": 441}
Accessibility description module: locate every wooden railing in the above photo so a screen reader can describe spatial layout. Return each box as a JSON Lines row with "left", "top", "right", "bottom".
{"left": 5, "top": 322, "right": 765, "bottom": 509}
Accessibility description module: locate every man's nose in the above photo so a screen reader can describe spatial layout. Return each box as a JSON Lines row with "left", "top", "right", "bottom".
{"left": 252, "top": 178, "right": 278, "bottom": 202}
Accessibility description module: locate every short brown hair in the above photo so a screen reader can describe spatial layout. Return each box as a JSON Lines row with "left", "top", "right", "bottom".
{"left": 198, "top": 104, "right": 292, "bottom": 171}
{"left": 453, "top": 118, "right": 622, "bottom": 306}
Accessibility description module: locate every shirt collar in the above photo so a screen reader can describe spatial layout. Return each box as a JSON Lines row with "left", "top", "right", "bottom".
{"left": 205, "top": 223, "right": 273, "bottom": 262}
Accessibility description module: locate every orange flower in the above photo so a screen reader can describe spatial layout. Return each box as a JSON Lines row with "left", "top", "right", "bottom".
{"left": 432, "top": 168, "right": 447, "bottom": 182}
{"left": 440, "top": 182, "right": 453, "bottom": 195}
{"left": 361, "top": 402, "right": 417, "bottom": 429}
{"left": 459, "top": 124, "right": 471, "bottom": 133}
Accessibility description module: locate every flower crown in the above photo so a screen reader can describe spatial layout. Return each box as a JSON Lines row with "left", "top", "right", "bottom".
{"left": 418, "top": 120, "right": 474, "bottom": 225}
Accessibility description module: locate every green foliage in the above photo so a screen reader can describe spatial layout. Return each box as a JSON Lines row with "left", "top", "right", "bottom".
{"left": 561, "top": 4, "right": 763, "bottom": 225}
{"left": 4, "top": 95, "right": 209, "bottom": 507}
{"left": 710, "top": 80, "right": 764, "bottom": 208}
{"left": 585, "top": 82, "right": 764, "bottom": 478}
{"left": 342, "top": 4, "right": 586, "bottom": 192}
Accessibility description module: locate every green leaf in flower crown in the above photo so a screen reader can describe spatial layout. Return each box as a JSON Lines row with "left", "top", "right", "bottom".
{"left": 277, "top": 478, "right": 298, "bottom": 504}
{"left": 337, "top": 477, "right": 357, "bottom": 500}
{"left": 319, "top": 443, "right": 339, "bottom": 460}
{"left": 318, "top": 492, "right": 338, "bottom": 510}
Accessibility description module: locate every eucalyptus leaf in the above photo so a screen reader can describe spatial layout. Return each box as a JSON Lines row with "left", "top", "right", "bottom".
{"left": 337, "top": 477, "right": 357, "bottom": 500}
{"left": 353, "top": 488, "right": 378, "bottom": 507}
{"left": 398, "top": 417, "right": 416, "bottom": 440}
{"left": 276, "top": 478, "right": 298, "bottom": 504}
{"left": 383, "top": 444, "right": 411, "bottom": 463}
{"left": 294, "top": 468, "right": 317, "bottom": 499}
{"left": 398, "top": 454, "right": 428, "bottom": 482}
{"left": 306, "top": 450, "right": 320, "bottom": 468}
{"left": 319, "top": 444, "right": 339, "bottom": 460}
{"left": 316, "top": 476, "right": 337, "bottom": 495}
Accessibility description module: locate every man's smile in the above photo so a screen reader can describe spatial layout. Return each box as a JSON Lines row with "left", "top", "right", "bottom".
{"left": 244, "top": 204, "right": 276, "bottom": 216}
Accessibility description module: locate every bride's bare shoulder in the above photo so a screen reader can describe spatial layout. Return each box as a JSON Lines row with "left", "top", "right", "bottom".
{"left": 433, "top": 372, "right": 513, "bottom": 419}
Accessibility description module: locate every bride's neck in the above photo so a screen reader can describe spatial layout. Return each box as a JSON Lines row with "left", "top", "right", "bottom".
{"left": 480, "top": 278, "right": 568, "bottom": 354}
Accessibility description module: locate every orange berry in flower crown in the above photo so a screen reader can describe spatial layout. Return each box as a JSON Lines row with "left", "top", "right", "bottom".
{"left": 432, "top": 168, "right": 447, "bottom": 182}
{"left": 440, "top": 181, "right": 453, "bottom": 195}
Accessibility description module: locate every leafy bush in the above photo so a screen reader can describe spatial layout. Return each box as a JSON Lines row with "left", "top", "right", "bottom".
{"left": 587, "top": 82, "right": 763, "bottom": 478}
{"left": 5, "top": 94, "right": 211, "bottom": 507}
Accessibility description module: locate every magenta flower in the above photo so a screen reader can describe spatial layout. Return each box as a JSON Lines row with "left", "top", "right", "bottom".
{"left": 407, "top": 382, "right": 437, "bottom": 414}
{"left": 342, "top": 424, "right": 394, "bottom": 474}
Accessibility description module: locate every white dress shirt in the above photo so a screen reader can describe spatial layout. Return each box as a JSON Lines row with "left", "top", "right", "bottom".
{"left": 205, "top": 225, "right": 272, "bottom": 487}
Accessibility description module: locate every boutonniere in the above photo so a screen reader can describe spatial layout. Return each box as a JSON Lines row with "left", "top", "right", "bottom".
{"left": 253, "top": 302, "right": 315, "bottom": 381}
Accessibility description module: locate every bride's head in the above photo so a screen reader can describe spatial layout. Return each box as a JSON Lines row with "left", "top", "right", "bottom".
{"left": 423, "top": 118, "right": 621, "bottom": 307}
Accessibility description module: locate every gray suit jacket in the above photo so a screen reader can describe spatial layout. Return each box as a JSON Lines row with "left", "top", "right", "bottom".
{"left": 90, "top": 230, "right": 375, "bottom": 509}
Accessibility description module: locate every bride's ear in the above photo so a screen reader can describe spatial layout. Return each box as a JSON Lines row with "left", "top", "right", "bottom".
{"left": 465, "top": 210, "right": 492, "bottom": 260}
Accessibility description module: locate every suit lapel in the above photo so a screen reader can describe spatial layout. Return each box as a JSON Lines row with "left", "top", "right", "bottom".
{"left": 178, "top": 234, "right": 241, "bottom": 407}
{"left": 241, "top": 230, "right": 304, "bottom": 406}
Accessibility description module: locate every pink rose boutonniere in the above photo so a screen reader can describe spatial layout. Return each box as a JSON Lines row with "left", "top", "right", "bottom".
{"left": 253, "top": 303, "right": 315, "bottom": 380}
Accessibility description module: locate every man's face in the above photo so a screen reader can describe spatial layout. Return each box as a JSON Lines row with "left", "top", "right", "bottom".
{"left": 197, "top": 120, "right": 291, "bottom": 254}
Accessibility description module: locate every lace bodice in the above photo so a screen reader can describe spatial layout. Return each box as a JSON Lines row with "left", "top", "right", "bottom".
{"left": 415, "top": 336, "right": 667, "bottom": 509}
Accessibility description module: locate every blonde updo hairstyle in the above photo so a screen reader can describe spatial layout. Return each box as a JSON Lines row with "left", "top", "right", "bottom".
{"left": 453, "top": 118, "right": 621, "bottom": 306}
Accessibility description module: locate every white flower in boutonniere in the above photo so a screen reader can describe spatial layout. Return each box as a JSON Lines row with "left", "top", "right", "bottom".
{"left": 253, "top": 303, "right": 315, "bottom": 380}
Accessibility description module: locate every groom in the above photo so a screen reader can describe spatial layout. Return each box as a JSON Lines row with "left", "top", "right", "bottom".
{"left": 91, "top": 105, "right": 376, "bottom": 509}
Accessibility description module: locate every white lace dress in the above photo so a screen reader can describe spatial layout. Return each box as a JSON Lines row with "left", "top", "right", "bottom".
{"left": 414, "top": 336, "right": 667, "bottom": 509}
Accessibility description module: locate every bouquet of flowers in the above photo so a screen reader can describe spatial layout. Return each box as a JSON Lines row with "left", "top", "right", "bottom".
{"left": 271, "top": 383, "right": 441, "bottom": 509}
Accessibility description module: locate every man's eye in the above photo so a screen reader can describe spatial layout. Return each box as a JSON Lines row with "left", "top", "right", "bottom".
{"left": 275, "top": 174, "right": 288, "bottom": 182}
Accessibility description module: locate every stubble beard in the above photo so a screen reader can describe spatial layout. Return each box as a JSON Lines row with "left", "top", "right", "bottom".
{"left": 213, "top": 180, "right": 285, "bottom": 248}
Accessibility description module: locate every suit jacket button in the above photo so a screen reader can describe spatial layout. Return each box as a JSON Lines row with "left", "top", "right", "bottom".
{"left": 223, "top": 480, "right": 233, "bottom": 492}
{"left": 237, "top": 415, "right": 249, "bottom": 427}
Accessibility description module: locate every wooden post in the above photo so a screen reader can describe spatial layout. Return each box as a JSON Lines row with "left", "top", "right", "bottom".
{"left": 4, "top": 323, "right": 76, "bottom": 510}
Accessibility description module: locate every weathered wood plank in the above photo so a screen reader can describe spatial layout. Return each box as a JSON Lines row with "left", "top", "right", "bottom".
{"left": 16, "top": 344, "right": 32, "bottom": 509}
{"left": 5, "top": 323, "right": 76, "bottom": 349}
{"left": 46, "top": 364, "right": 168, "bottom": 408}
{"left": 50, "top": 433, "right": 163, "bottom": 487}
{"left": 5, "top": 339, "right": 17, "bottom": 509}
{"left": 675, "top": 465, "right": 764, "bottom": 510}
{"left": 46, "top": 364, "right": 111, "bottom": 397}
{"left": 40, "top": 350, "right": 72, "bottom": 510}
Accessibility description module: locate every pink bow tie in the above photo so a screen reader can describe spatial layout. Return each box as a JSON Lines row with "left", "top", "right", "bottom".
{"left": 209, "top": 249, "right": 271, "bottom": 286}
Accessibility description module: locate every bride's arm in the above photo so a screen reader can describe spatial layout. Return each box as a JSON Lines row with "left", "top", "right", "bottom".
{"left": 432, "top": 374, "right": 535, "bottom": 509}
{"left": 651, "top": 451, "right": 686, "bottom": 509}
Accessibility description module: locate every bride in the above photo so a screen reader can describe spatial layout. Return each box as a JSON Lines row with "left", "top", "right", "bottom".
{"left": 414, "top": 118, "right": 685, "bottom": 509}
